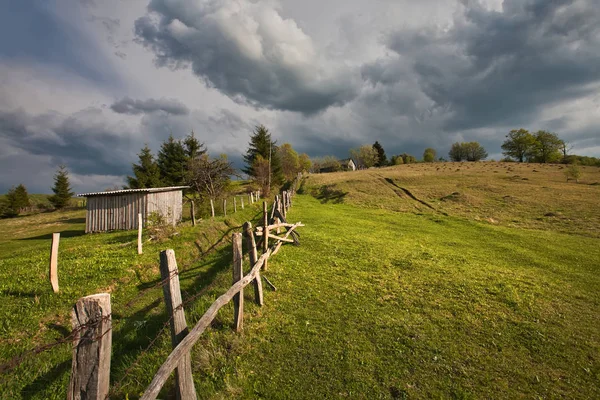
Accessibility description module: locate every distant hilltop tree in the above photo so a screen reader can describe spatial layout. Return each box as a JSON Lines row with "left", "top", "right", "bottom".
{"left": 49, "top": 165, "right": 74, "bottom": 209}
{"left": 423, "top": 148, "right": 437, "bottom": 162}
{"left": 3, "top": 184, "right": 30, "bottom": 217}
{"left": 501, "top": 129, "right": 536, "bottom": 162}
{"left": 372, "top": 141, "right": 388, "bottom": 167}
{"left": 449, "top": 142, "right": 487, "bottom": 162}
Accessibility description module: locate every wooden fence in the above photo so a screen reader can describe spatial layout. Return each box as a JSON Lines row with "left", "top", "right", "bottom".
{"left": 64, "top": 186, "right": 302, "bottom": 399}
{"left": 189, "top": 191, "right": 261, "bottom": 225}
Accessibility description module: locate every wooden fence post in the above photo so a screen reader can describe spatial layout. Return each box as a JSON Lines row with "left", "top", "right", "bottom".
{"left": 210, "top": 199, "right": 215, "bottom": 218}
{"left": 232, "top": 233, "right": 244, "bottom": 331}
{"left": 159, "top": 250, "right": 196, "bottom": 400}
{"left": 263, "top": 201, "right": 269, "bottom": 271}
{"left": 137, "top": 214, "right": 143, "bottom": 255}
{"left": 49, "top": 232, "right": 60, "bottom": 293}
{"left": 275, "top": 196, "right": 281, "bottom": 234}
{"left": 250, "top": 192, "right": 254, "bottom": 204}
{"left": 241, "top": 197, "right": 244, "bottom": 209}
{"left": 243, "top": 222, "right": 263, "bottom": 306}
{"left": 190, "top": 201, "right": 196, "bottom": 227}
{"left": 234, "top": 197, "right": 237, "bottom": 213}
{"left": 68, "top": 293, "right": 111, "bottom": 400}
{"left": 223, "top": 199, "right": 227, "bottom": 216}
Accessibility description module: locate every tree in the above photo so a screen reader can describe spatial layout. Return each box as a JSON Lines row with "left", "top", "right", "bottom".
{"left": 127, "top": 144, "right": 162, "bottom": 189}
{"left": 531, "top": 131, "right": 563, "bottom": 163}
{"left": 298, "top": 153, "right": 312, "bottom": 173}
{"left": 251, "top": 155, "right": 271, "bottom": 193}
{"left": 187, "top": 153, "right": 236, "bottom": 200}
{"left": 350, "top": 145, "right": 378, "bottom": 168}
{"left": 3, "top": 184, "right": 30, "bottom": 217}
{"left": 243, "top": 125, "right": 283, "bottom": 190}
{"left": 423, "top": 148, "right": 437, "bottom": 163}
{"left": 390, "top": 155, "right": 404, "bottom": 165}
{"left": 183, "top": 130, "right": 206, "bottom": 160}
{"left": 372, "top": 141, "right": 388, "bottom": 167}
{"left": 449, "top": 142, "right": 487, "bottom": 161}
{"left": 277, "top": 143, "right": 300, "bottom": 181}
{"left": 400, "top": 153, "right": 416, "bottom": 164}
{"left": 501, "top": 129, "right": 536, "bottom": 162}
{"left": 49, "top": 165, "right": 74, "bottom": 209}
{"left": 157, "top": 135, "right": 187, "bottom": 186}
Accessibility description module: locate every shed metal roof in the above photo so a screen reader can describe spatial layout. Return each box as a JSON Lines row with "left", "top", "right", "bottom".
{"left": 77, "top": 186, "right": 189, "bottom": 197}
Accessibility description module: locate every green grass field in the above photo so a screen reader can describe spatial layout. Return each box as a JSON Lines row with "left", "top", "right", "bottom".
{"left": 0, "top": 164, "right": 599, "bottom": 399}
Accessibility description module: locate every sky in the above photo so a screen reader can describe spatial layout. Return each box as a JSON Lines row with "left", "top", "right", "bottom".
{"left": 1, "top": 0, "right": 599, "bottom": 193}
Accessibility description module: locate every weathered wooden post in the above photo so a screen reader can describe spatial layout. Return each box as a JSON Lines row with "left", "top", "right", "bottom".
{"left": 210, "top": 199, "right": 215, "bottom": 218}
{"left": 263, "top": 201, "right": 269, "bottom": 271}
{"left": 190, "top": 201, "right": 196, "bottom": 227}
{"left": 49, "top": 232, "right": 60, "bottom": 293}
{"left": 68, "top": 293, "right": 112, "bottom": 400}
{"left": 137, "top": 213, "right": 143, "bottom": 255}
{"left": 232, "top": 233, "right": 244, "bottom": 331}
{"left": 234, "top": 197, "right": 237, "bottom": 213}
{"left": 250, "top": 192, "right": 254, "bottom": 204}
{"left": 159, "top": 250, "right": 196, "bottom": 400}
{"left": 223, "top": 199, "right": 227, "bottom": 216}
{"left": 275, "top": 196, "right": 281, "bottom": 234}
{"left": 241, "top": 197, "right": 244, "bottom": 209}
{"left": 243, "top": 222, "right": 263, "bottom": 306}
{"left": 282, "top": 192, "right": 287, "bottom": 220}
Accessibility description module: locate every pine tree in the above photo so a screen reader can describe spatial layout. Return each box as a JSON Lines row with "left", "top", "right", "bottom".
{"left": 157, "top": 135, "right": 188, "bottom": 186}
{"left": 4, "top": 184, "right": 30, "bottom": 217}
{"left": 183, "top": 130, "right": 206, "bottom": 160}
{"left": 243, "top": 125, "right": 283, "bottom": 185}
{"left": 127, "top": 144, "right": 162, "bottom": 188}
{"left": 49, "top": 165, "right": 74, "bottom": 209}
{"left": 372, "top": 141, "right": 388, "bottom": 167}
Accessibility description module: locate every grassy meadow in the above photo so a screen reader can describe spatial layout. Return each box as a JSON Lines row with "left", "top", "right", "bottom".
{"left": 0, "top": 162, "right": 599, "bottom": 399}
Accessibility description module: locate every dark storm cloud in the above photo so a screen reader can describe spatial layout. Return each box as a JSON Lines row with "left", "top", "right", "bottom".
{"left": 134, "top": 0, "right": 358, "bottom": 114}
{"left": 382, "top": 0, "right": 600, "bottom": 131}
{"left": 0, "top": 108, "right": 134, "bottom": 177}
{"left": 110, "top": 97, "right": 190, "bottom": 115}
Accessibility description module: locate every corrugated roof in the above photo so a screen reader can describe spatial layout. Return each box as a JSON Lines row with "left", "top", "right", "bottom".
{"left": 77, "top": 186, "right": 189, "bottom": 197}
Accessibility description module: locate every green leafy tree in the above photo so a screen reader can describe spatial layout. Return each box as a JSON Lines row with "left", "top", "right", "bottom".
{"left": 501, "top": 129, "right": 536, "bottom": 162}
{"left": 187, "top": 153, "right": 236, "bottom": 200}
{"left": 277, "top": 143, "right": 300, "bottom": 181}
{"left": 298, "top": 153, "right": 312, "bottom": 173}
{"left": 243, "top": 125, "right": 283, "bottom": 187}
{"left": 391, "top": 155, "right": 404, "bottom": 165}
{"left": 350, "top": 145, "right": 378, "bottom": 168}
{"left": 157, "top": 135, "right": 187, "bottom": 186}
{"left": 127, "top": 144, "right": 162, "bottom": 188}
{"left": 3, "top": 184, "right": 30, "bottom": 217}
{"left": 49, "top": 165, "right": 74, "bottom": 209}
{"left": 423, "top": 148, "right": 437, "bottom": 162}
{"left": 372, "top": 141, "right": 388, "bottom": 167}
{"left": 531, "top": 131, "right": 563, "bottom": 163}
{"left": 449, "top": 142, "right": 487, "bottom": 161}
{"left": 400, "top": 153, "right": 416, "bottom": 164}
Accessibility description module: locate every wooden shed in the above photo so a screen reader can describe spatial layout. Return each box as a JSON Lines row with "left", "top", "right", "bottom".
{"left": 77, "top": 186, "right": 187, "bottom": 233}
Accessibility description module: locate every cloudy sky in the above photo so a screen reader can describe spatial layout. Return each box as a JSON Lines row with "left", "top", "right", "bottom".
{"left": 1, "top": 0, "right": 599, "bottom": 193}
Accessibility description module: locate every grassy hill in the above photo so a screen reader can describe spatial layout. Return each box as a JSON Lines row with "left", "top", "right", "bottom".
{"left": 0, "top": 163, "right": 598, "bottom": 399}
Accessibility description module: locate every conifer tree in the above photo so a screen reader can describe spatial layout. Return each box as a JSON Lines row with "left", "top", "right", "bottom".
{"left": 372, "top": 141, "right": 388, "bottom": 167}
{"left": 243, "top": 125, "right": 283, "bottom": 185}
{"left": 49, "top": 165, "right": 74, "bottom": 209}
{"left": 183, "top": 130, "right": 206, "bottom": 160}
{"left": 157, "top": 135, "right": 187, "bottom": 186}
{"left": 4, "top": 184, "right": 30, "bottom": 217}
{"left": 127, "top": 144, "right": 162, "bottom": 188}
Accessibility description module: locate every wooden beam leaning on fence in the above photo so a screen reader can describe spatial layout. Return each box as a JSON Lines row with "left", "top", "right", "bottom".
{"left": 140, "top": 219, "right": 304, "bottom": 400}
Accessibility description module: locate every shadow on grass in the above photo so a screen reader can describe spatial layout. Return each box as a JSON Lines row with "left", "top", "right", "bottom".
{"left": 18, "top": 230, "right": 86, "bottom": 240}
{"left": 21, "top": 359, "right": 70, "bottom": 400}
{"left": 57, "top": 217, "right": 86, "bottom": 224}
{"left": 313, "top": 185, "right": 347, "bottom": 204}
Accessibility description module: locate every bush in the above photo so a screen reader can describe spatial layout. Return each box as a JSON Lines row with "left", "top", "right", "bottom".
{"left": 146, "top": 211, "right": 177, "bottom": 242}
{"left": 565, "top": 164, "right": 582, "bottom": 183}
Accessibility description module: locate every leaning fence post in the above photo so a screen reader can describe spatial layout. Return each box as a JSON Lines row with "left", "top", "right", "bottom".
{"left": 159, "top": 250, "right": 196, "bottom": 400}
{"left": 137, "top": 213, "right": 143, "bottom": 255}
{"left": 234, "top": 197, "right": 237, "bottom": 213}
{"left": 49, "top": 232, "right": 60, "bottom": 293}
{"left": 190, "top": 201, "right": 196, "bottom": 227}
{"left": 243, "top": 222, "right": 263, "bottom": 306}
{"left": 210, "top": 199, "right": 215, "bottom": 218}
{"left": 232, "top": 233, "right": 244, "bottom": 331}
{"left": 68, "top": 293, "right": 111, "bottom": 400}
{"left": 263, "top": 202, "right": 269, "bottom": 271}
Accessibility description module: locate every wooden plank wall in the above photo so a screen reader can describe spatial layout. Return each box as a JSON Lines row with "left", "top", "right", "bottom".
{"left": 85, "top": 193, "right": 148, "bottom": 233}
{"left": 147, "top": 191, "right": 183, "bottom": 226}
